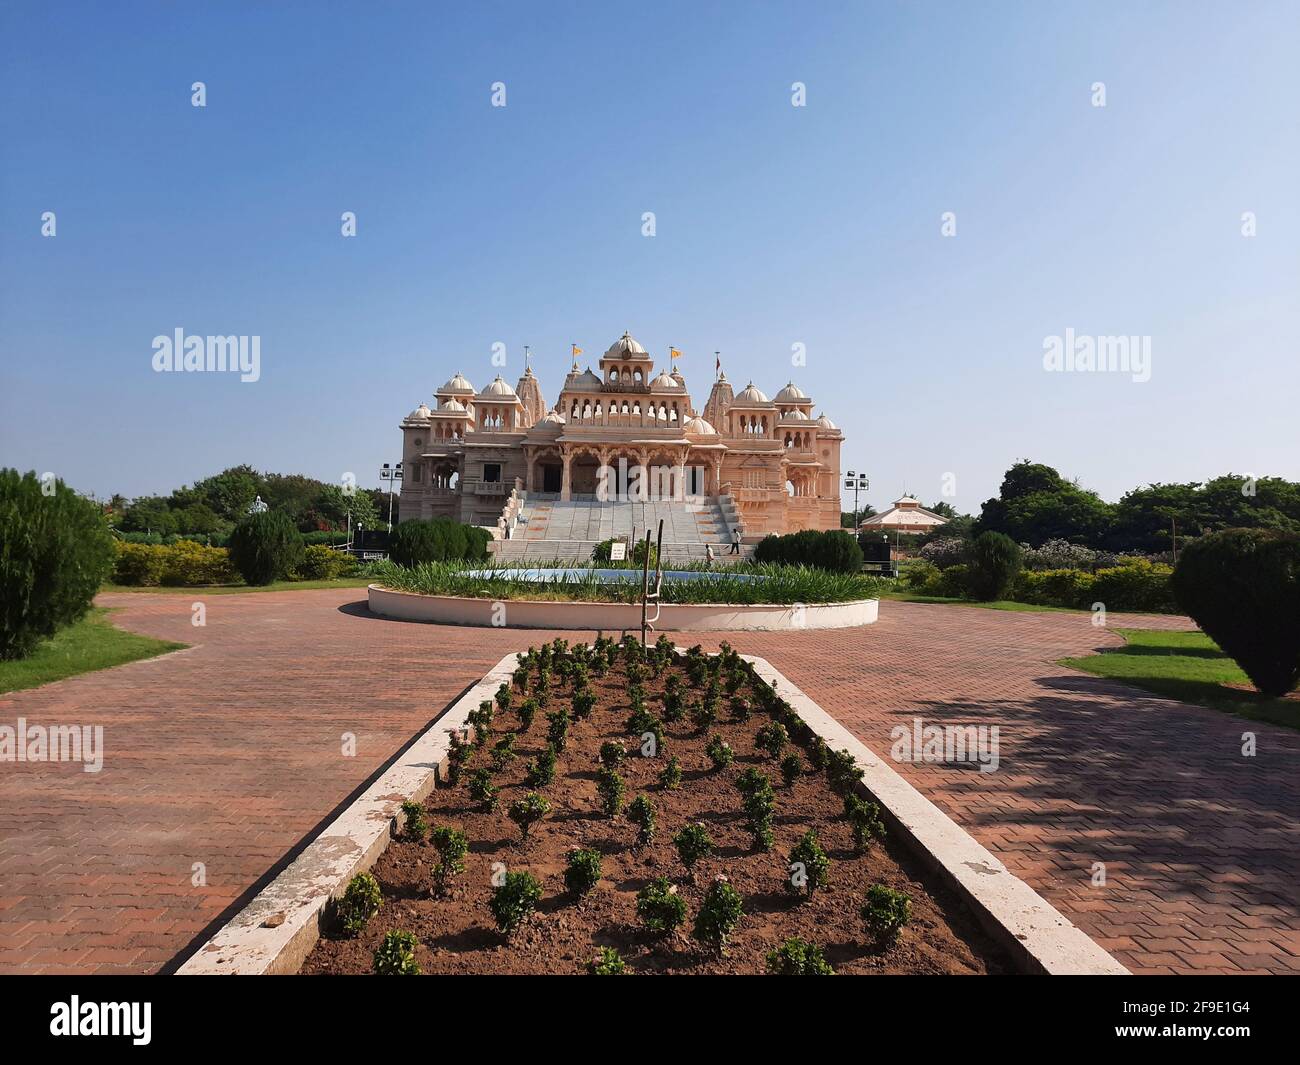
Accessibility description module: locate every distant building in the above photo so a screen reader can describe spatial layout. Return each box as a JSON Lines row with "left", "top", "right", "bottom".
{"left": 398, "top": 331, "right": 844, "bottom": 534}
{"left": 858, "top": 495, "right": 950, "bottom": 536}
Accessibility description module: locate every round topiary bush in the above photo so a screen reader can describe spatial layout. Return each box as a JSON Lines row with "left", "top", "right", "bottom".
{"left": 965, "top": 531, "right": 1022, "bottom": 601}
{"left": 1171, "top": 528, "right": 1300, "bottom": 697}
{"left": 226, "top": 510, "right": 304, "bottom": 585}
{"left": 0, "top": 469, "right": 116, "bottom": 659}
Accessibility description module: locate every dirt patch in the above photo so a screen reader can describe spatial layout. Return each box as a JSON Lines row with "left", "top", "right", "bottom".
{"left": 302, "top": 641, "right": 1012, "bottom": 975}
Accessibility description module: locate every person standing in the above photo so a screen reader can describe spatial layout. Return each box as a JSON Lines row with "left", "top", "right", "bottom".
{"left": 705, "top": 542, "right": 715, "bottom": 566}
{"left": 729, "top": 526, "right": 742, "bottom": 555}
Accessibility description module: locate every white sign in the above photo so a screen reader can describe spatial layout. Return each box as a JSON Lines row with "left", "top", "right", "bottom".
{"left": 609, "top": 542, "right": 627, "bottom": 561}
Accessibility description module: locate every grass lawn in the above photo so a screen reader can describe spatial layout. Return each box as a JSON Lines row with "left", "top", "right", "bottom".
{"left": 878, "top": 590, "right": 1079, "bottom": 613}
{"left": 100, "top": 577, "right": 374, "bottom": 595}
{"left": 0, "top": 608, "right": 188, "bottom": 695}
{"left": 1060, "top": 628, "right": 1299, "bottom": 731}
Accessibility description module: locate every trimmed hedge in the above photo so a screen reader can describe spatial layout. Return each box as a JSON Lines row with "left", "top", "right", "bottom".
{"left": 389, "top": 518, "right": 490, "bottom": 567}
{"left": 904, "top": 556, "right": 1176, "bottom": 613}
{"left": 751, "top": 529, "right": 863, "bottom": 573}
{"left": 1172, "top": 528, "right": 1300, "bottom": 697}
{"left": 1, "top": 469, "right": 116, "bottom": 659}
{"left": 966, "top": 532, "right": 1022, "bottom": 601}
{"left": 227, "top": 511, "right": 304, "bottom": 585}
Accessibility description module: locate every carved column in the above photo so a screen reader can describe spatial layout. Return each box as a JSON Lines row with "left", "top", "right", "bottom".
{"left": 560, "top": 448, "right": 572, "bottom": 501}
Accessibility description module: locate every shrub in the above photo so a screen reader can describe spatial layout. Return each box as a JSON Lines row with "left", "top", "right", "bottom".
{"left": 0, "top": 470, "right": 116, "bottom": 659}
{"left": 755, "top": 721, "right": 788, "bottom": 759}
{"left": 226, "top": 510, "right": 304, "bottom": 585}
{"left": 389, "top": 518, "right": 488, "bottom": 566}
{"left": 599, "top": 740, "right": 627, "bottom": 769}
{"left": 787, "top": 830, "right": 831, "bottom": 897}
{"left": 338, "top": 872, "right": 382, "bottom": 935}
{"left": 825, "top": 748, "right": 863, "bottom": 798}
{"left": 658, "top": 755, "right": 683, "bottom": 789}
{"left": 445, "top": 731, "right": 472, "bottom": 785}
{"left": 467, "top": 700, "right": 494, "bottom": 746}
{"left": 673, "top": 822, "right": 714, "bottom": 877}
{"left": 917, "top": 537, "right": 968, "bottom": 569}
{"left": 966, "top": 531, "right": 1022, "bottom": 601}
{"left": 596, "top": 767, "right": 626, "bottom": 817}
{"left": 160, "top": 539, "right": 239, "bottom": 585}
{"left": 517, "top": 697, "right": 538, "bottom": 731}
{"left": 401, "top": 799, "right": 428, "bottom": 841}
{"left": 490, "top": 733, "right": 517, "bottom": 771}
{"left": 1091, "top": 558, "right": 1176, "bottom": 613}
{"left": 844, "top": 795, "right": 885, "bottom": 854}
{"left": 728, "top": 696, "right": 751, "bottom": 722}
{"left": 524, "top": 745, "right": 556, "bottom": 787}
{"left": 294, "top": 543, "right": 352, "bottom": 580}
{"left": 766, "top": 937, "right": 835, "bottom": 975}
{"left": 861, "top": 884, "right": 912, "bottom": 944}
{"left": 467, "top": 768, "right": 498, "bottom": 811}
{"left": 627, "top": 794, "right": 656, "bottom": 847}
{"left": 735, "top": 768, "right": 776, "bottom": 851}
{"left": 752, "top": 529, "right": 863, "bottom": 573}
{"left": 546, "top": 707, "right": 571, "bottom": 752}
{"left": 111, "top": 542, "right": 168, "bottom": 587}
{"left": 572, "top": 687, "right": 596, "bottom": 719}
{"left": 587, "top": 947, "right": 626, "bottom": 975}
{"left": 508, "top": 792, "right": 551, "bottom": 839}
{"left": 694, "top": 878, "right": 744, "bottom": 952}
{"left": 636, "top": 877, "right": 686, "bottom": 936}
{"left": 705, "top": 734, "right": 734, "bottom": 771}
{"left": 430, "top": 826, "right": 468, "bottom": 895}
{"left": 780, "top": 753, "right": 803, "bottom": 786}
{"left": 1171, "top": 529, "right": 1300, "bottom": 696}
{"left": 372, "top": 930, "right": 420, "bottom": 975}
{"left": 1013, "top": 567, "right": 1096, "bottom": 608}
{"left": 564, "top": 847, "right": 602, "bottom": 896}
{"left": 489, "top": 871, "right": 543, "bottom": 934}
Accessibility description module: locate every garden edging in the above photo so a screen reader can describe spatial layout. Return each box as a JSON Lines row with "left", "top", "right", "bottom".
{"left": 175, "top": 652, "right": 519, "bottom": 975}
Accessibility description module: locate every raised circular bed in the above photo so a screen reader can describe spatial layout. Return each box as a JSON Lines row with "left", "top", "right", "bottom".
{"left": 367, "top": 584, "right": 878, "bottom": 631}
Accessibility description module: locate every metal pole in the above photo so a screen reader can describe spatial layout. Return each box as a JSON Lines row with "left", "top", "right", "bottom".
{"left": 640, "top": 527, "right": 652, "bottom": 649}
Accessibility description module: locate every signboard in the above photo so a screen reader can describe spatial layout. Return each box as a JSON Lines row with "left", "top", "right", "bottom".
{"left": 609, "top": 542, "right": 627, "bottom": 561}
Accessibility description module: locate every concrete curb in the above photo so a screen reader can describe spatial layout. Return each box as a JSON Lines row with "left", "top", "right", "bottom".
{"left": 743, "top": 655, "right": 1128, "bottom": 975}
{"left": 368, "top": 584, "right": 879, "bottom": 631}
{"left": 175, "top": 653, "right": 520, "bottom": 975}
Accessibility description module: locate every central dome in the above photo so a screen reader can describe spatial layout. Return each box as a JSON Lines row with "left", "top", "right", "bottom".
{"left": 604, "top": 331, "right": 649, "bottom": 359}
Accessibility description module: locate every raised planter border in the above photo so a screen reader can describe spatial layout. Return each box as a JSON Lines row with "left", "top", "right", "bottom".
{"left": 178, "top": 651, "right": 1125, "bottom": 975}
{"left": 368, "top": 583, "right": 878, "bottom": 631}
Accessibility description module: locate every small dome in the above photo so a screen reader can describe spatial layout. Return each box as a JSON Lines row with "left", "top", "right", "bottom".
{"left": 774, "top": 382, "right": 808, "bottom": 403}
{"left": 539, "top": 408, "right": 566, "bottom": 425}
{"left": 815, "top": 412, "right": 837, "bottom": 429}
{"left": 439, "top": 397, "right": 466, "bottom": 412}
{"left": 779, "top": 408, "right": 811, "bottom": 422}
{"left": 733, "top": 381, "right": 771, "bottom": 404}
{"left": 683, "top": 416, "right": 717, "bottom": 435}
{"left": 439, "top": 371, "right": 475, "bottom": 394}
{"left": 604, "top": 331, "right": 649, "bottom": 359}
{"left": 405, "top": 402, "right": 432, "bottom": 421}
{"left": 650, "top": 370, "right": 679, "bottom": 389}
{"left": 479, "top": 375, "right": 517, "bottom": 398}
{"left": 566, "top": 367, "right": 603, "bottom": 391}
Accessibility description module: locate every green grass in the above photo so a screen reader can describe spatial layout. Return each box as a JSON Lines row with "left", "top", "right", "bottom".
{"left": 101, "top": 577, "right": 375, "bottom": 595}
{"left": 878, "top": 589, "right": 1080, "bottom": 613}
{"left": 0, "top": 608, "right": 188, "bottom": 694}
{"left": 1061, "top": 628, "right": 1299, "bottom": 731}
{"left": 370, "top": 559, "right": 883, "bottom": 605}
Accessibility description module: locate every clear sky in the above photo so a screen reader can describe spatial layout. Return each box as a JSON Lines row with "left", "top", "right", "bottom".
{"left": 2, "top": 0, "right": 1296, "bottom": 515}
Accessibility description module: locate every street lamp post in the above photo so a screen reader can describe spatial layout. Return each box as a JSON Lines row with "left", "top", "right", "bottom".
{"left": 844, "top": 470, "right": 870, "bottom": 531}
{"left": 379, "top": 462, "right": 403, "bottom": 533}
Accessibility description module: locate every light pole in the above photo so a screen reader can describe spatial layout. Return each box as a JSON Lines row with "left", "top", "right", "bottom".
{"left": 379, "top": 462, "right": 403, "bottom": 533}
{"left": 844, "top": 471, "right": 869, "bottom": 531}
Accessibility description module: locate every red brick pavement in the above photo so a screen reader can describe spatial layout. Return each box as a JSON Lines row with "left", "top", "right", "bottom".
{"left": 0, "top": 590, "right": 1295, "bottom": 974}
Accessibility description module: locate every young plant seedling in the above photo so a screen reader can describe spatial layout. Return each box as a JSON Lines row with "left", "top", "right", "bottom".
{"left": 430, "top": 826, "right": 468, "bottom": 896}
{"left": 636, "top": 877, "right": 686, "bottom": 936}
{"left": 490, "top": 871, "right": 543, "bottom": 935}
{"left": 694, "top": 877, "right": 744, "bottom": 954}
{"left": 564, "top": 847, "right": 602, "bottom": 897}
{"left": 508, "top": 792, "right": 551, "bottom": 840}
{"left": 861, "top": 884, "right": 912, "bottom": 946}
{"left": 372, "top": 929, "right": 419, "bottom": 975}
{"left": 338, "top": 872, "right": 382, "bottom": 936}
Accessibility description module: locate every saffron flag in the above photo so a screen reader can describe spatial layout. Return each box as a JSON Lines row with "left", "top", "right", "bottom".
{"left": 669, "top": 347, "right": 681, "bottom": 361}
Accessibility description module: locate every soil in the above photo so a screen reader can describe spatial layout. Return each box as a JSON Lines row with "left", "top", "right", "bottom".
{"left": 301, "top": 645, "right": 1013, "bottom": 975}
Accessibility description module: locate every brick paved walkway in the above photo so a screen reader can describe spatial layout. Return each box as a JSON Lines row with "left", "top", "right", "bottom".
{"left": 0, "top": 590, "right": 1295, "bottom": 974}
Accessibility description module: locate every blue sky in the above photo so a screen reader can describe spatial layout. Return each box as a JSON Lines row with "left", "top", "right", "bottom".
{"left": 2, "top": 0, "right": 1296, "bottom": 514}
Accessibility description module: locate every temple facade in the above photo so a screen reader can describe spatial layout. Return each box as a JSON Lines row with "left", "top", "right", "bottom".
{"left": 398, "top": 332, "right": 843, "bottom": 536}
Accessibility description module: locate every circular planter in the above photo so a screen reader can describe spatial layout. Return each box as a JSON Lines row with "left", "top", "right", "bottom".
{"left": 367, "top": 584, "right": 878, "bottom": 631}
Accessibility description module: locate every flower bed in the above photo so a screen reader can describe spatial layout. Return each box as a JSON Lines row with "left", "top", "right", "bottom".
{"left": 300, "top": 637, "right": 1010, "bottom": 975}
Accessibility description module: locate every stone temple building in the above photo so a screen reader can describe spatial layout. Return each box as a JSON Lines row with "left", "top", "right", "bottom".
{"left": 398, "top": 332, "right": 843, "bottom": 552}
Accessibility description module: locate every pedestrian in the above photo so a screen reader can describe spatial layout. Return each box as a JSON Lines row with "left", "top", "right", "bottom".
{"left": 705, "top": 542, "right": 715, "bottom": 566}
{"left": 729, "top": 526, "right": 741, "bottom": 555}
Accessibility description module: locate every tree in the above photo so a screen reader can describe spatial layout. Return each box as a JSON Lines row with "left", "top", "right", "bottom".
{"left": 976, "top": 461, "right": 1114, "bottom": 546}
{"left": 120, "top": 496, "right": 178, "bottom": 535}
{"left": 226, "top": 511, "right": 304, "bottom": 585}
{"left": 310, "top": 484, "right": 380, "bottom": 532}
{"left": 189, "top": 465, "right": 266, "bottom": 523}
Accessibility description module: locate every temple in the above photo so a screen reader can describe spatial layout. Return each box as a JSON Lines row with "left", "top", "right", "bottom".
{"left": 398, "top": 332, "right": 844, "bottom": 545}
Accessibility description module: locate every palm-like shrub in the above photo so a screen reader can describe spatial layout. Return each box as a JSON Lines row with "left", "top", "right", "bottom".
{"left": 1171, "top": 528, "right": 1300, "bottom": 696}
{"left": 0, "top": 469, "right": 115, "bottom": 659}
{"left": 966, "top": 531, "right": 1022, "bottom": 601}
{"left": 227, "top": 510, "right": 303, "bottom": 585}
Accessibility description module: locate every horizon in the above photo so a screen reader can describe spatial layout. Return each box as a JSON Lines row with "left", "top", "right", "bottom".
{"left": 2, "top": 0, "right": 1297, "bottom": 513}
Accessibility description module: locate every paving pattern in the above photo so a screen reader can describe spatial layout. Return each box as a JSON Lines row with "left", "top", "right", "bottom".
{"left": 0, "top": 589, "right": 1296, "bottom": 975}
